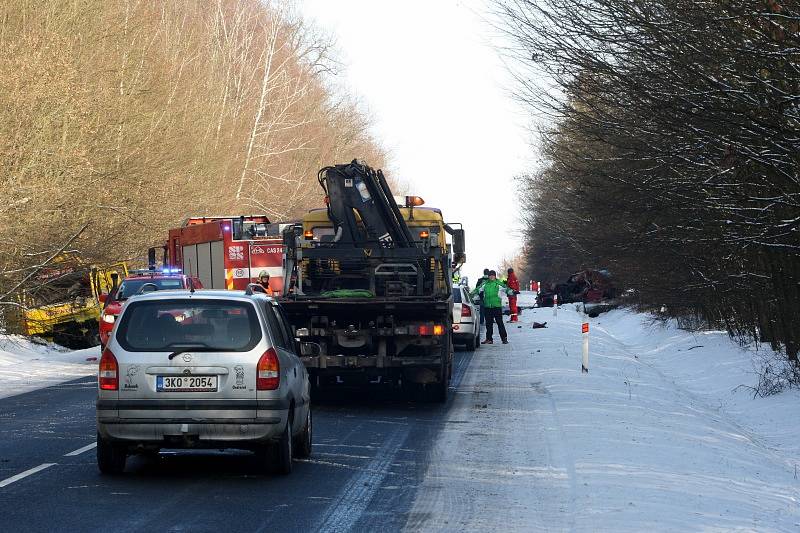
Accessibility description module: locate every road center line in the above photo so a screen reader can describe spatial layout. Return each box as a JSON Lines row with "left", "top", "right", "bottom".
{"left": 0, "top": 463, "right": 57, "bottom": 488}
{"left": 64, "top": 442, "right": 97, "bottom": 457}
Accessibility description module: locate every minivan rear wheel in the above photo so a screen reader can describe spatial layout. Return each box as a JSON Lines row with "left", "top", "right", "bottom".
{"left": 273, "top": 415, "right": 293, "bottom": 475}
{"left": 294, "top": 408, "right": 312, "bottom": 458}
{"left": 97, "top": 433, "right": 127, "bottom": 475}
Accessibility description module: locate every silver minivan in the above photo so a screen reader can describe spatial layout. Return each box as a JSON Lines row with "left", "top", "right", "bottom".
{"left": 96, "top": 289, "right": 311, "bottom": 475}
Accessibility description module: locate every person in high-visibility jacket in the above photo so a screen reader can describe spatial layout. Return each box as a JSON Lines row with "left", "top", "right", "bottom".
{"left": 257, "top": 271, "right": 274, "bottom": 296}
{"left": 471, "top": 270, "right": 508, "bottom": 344}
{"left": 507, "top": 267, "right": 520, "bottom": 322}
{"left": 475, "top": 268, "right": 490, "bottom": 326}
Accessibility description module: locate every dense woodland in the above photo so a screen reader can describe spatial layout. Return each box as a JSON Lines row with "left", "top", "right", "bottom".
{"left": 498, "top": 1, "right": 800, "bottom": 380}
{"left": 3, "top": 0, "right": 798, "bottom": 390}
{"left": 0, "top": 0, "right": 386, "bottom": 316}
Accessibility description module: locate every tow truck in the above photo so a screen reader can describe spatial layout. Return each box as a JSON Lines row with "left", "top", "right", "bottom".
{"left": 97, "top": 267, "right": 203, "bottom": 349}
{"left": 280, "top": 160, "right": 466, "bottom": 402}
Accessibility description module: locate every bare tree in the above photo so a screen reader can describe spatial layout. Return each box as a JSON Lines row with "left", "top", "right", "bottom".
{"left": 0, "top": 0, "right": 389, "bottom": 331}
{"left": 497, "top": 0, "right": 800, "bottom": 371}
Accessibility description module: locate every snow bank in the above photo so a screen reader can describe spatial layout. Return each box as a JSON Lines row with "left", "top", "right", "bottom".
{"left": 0, "top": 335, "right": 99, "bottom": 399}
{"left": 567, "top": 306, "right": 800, "bottom": 530}
{"left": 408, "top": 292, "right": 800, "bottom": 532}
{"left": 586, "top": 304, "right": 800, "bottom": 462}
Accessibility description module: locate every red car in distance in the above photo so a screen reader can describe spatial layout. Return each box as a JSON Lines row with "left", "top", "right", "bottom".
{"left": 98, "top": 269, "right": 202, "bottom": 348}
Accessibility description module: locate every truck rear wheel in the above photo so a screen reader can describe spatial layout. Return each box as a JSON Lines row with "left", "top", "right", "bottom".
{"left": 433, "top": 373, "right": 449, "bottom": 403}
{"left": 433, "top": 335, "right": 452, "bottom": 403}
{"left": 310, "top": 376, "right": 327, "bottom": 404}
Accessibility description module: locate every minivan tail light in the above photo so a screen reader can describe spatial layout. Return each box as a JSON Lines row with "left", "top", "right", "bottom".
{"left": 99, "top": 348, "right": 118, "bottom": 390}
{"left": 461, "top": 304, "right": 472, "bottom": 317}
{"left": 257, "top": 348, "right": 280, "bottom": 390}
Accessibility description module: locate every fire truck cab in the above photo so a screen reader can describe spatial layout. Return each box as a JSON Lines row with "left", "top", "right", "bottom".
{"left": 164, "top": 216, "right": 286, "bottom": 294}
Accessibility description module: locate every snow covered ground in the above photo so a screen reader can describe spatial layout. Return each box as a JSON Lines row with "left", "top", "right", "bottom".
{"left": 0, "top": 335, "right": 98, "bottom": 400}
{"left": 1, "top": 293, "right": 799, "bottom": 530}
{"left": 406, "top": 292, "right": 800, "bottom": 532}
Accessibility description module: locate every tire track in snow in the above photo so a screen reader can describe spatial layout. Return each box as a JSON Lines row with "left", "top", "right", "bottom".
{"left": 537, "top": 382, "right": 579, "bottom": 533}
{"left": 403, "top": 338, "right": 578, "bottom": 532}
{"left": 314, "top": 425, "right": 409, "bottom": 532}
{"left": 398, "top": 348, "right": 479, "bottom": 531}
{"left": 450, "top": 347, "right": 475, "bottom": 391}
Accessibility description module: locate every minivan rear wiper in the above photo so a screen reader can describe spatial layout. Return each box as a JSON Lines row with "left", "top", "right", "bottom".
{"left": 167, "top": 343, "right": 211, "bottom": 360}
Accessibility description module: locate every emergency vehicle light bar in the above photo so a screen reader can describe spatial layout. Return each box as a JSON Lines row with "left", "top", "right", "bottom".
{"left": 183, "top": 215, "right": 271, "bottom": 227}
{"left": 128, "top": 268, "right": 183, "bottom": 276}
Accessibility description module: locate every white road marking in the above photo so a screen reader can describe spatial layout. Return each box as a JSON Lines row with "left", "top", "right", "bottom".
{"left": 0, "top": 463, "right": 57, "bottom": 488}
{"left": 64, "top": 442, "right": 97, "bottom": 457}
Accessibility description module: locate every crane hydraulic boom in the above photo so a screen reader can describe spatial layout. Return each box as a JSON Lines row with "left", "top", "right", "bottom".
{"left": 318, "top": 160, "right": 415, "bottom": 248}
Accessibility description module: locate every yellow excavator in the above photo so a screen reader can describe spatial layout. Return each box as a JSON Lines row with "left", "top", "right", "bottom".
{"left": 18, "top": 253, "right": 127, "bottom": 348}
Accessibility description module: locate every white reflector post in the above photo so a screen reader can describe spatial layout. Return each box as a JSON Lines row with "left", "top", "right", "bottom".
{"left": 581, "top": 322, "right": 589, "bottom": 373}
{"left": 553, "top": 294, "right": 558, "bottom": 317}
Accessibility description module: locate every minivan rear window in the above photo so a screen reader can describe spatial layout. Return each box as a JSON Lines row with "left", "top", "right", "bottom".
{"left": 452, "top": 288, "right": 462, "bottom": 303}
{"left": 116, "top": 299, "right": 261, "bottom": 352}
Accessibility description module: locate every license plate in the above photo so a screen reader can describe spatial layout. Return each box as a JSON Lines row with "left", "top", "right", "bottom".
{"left": 157, "top": 375, "right": 218, "bottom": 392}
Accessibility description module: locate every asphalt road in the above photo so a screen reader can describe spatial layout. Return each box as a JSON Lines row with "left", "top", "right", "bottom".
{"left": 0, "top": 348, "right": 476, "bottom": 533}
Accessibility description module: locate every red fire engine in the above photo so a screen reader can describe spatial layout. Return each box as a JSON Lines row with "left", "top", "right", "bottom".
{"left": 164, "top": 216, "right": 286, "bottom": 293}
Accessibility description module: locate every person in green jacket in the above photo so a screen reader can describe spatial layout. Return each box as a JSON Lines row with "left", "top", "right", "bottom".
{"left": 475, "top": 268, "right": 490, "bottom": 326}
{"left": 471, "top": 270, "right": 508, "bottom": 344}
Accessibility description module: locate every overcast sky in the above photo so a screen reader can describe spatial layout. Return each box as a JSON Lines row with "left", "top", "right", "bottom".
{"left": 300, "top": 0, "right": 532, "bottom": 284}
